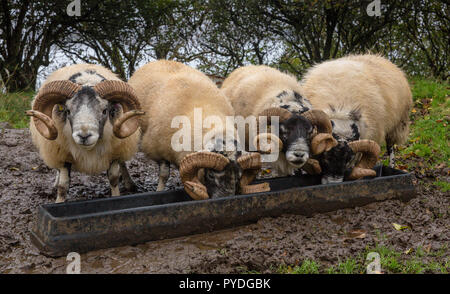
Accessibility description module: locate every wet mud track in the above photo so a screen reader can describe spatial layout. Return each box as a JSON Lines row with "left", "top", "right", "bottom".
{"left": 0, "top": 126, "right": 448, "bottom": 273}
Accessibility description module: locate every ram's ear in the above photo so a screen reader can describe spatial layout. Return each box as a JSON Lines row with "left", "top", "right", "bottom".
{"left": 346, "top": 152, "right": 362, "bottom": 169}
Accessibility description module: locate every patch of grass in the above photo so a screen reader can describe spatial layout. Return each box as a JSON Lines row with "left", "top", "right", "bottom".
{"left": 433, "top": 180, "right": 450, "bottom": 192}
{"left": 0, "top": 91, "right": 34, "bottom": 128}
{"left": 326, "top": 258, "right": 365, "bottom": 274}
{"left": 401, "top": 78, "right": 449, "bottom": 166}
{"left": 275, "top": 245, "right": 449, "bottom": 274}
{"left": 410, "top": 77, "right": 449, "bottom": 104}
{"left": 277, "top": 260, "right": 321, "bottom": 274}
{"left": 367, "top": 245, "right": 449, "bottom": 274}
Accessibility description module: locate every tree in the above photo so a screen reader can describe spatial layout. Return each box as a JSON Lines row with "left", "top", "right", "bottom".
{"left": 258, "top": 0, "right": 404, "bottom": 75}
{"left": 0, "top": 1, "right": 96, "bottom": 91}
{"left": 57, "top": 0, "right": 199, "bottom": 80}
{"left": 398, "top": 0, "right": 449, "bottom": 80}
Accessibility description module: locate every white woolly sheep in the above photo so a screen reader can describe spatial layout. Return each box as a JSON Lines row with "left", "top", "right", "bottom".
{"left": 128, "top": 60, "right": 268, "bottom": 200}
{"left": 221, "top": 65, "right": 338, "bottom": 176}
{"left": 300, "top": 54, "right": 412, "bottom": 183}
{"left": 28, "top": 64, "right": 144, "bottom": 202}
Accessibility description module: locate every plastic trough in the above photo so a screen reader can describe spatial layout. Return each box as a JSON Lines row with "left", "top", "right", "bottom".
{"left": 31, "top": 165, "right": 415, "bottom": 256}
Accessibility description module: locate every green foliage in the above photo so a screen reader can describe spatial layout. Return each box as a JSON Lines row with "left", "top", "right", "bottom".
{"left": 0, "top": 91, "right": 34, "bottom": 128}
{"left": 278, "top": 260, "right": 321, "bottom": 274}
{"left": 402, "top": 78, "right": 449, "bottom": 167}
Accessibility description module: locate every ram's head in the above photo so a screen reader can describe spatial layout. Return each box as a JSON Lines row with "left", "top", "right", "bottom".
{"left": 253, "top": 107, "right": 338, "bottom": 168}
{"left": 179, "top": 152, "right": 269, "bottom": 200}
{"left": 312, "top": 139, "right": 381, "bottom": 184}
{"left": 27, "top": 80, "right": 145, "bottom": 148}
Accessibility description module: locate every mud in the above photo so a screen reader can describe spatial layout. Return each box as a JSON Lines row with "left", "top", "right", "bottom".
{"left": 0, "top": 127, "right": 448, "bottom": 273}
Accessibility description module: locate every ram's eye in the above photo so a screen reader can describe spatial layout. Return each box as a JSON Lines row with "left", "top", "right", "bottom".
{"left": 103, "top": 109, "right": 107, "bottom": 115}
{"left": 58, "top": 105, "right": 64, "bottom": 112}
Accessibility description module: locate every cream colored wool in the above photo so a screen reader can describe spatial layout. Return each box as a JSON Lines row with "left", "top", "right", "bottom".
{"left": 29, "top": 64, "right": 140, "bottom": 174}
{"left": 300, "top": 54, "right": 412, "bottom": 146}
{"left": 128, "top": 60, "right": 236, "bottom": 167}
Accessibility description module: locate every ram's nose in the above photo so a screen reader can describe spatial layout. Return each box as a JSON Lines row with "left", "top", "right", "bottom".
{"left": 72, "top": 130, "right": 98, "bottom": 147}
{"left": 77, "top": 133, "right": 92, "bottom": 144}
{"left": 288, "top": 151, "right": 309, "bottom": 166}
{"left": 293, "top": 151, "right": 308, "bottom": 160}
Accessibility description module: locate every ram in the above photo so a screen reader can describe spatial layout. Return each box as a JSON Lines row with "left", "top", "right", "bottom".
{"left": 27, "top": 64, "right": 144, "bottom": 203}
{"left": 128, "top": 60, "right": 268, "bottom": 200}
{"left": 300, "top": 54, "right": 412, "bottom": 183}
{"left": 221, "top": 65, "right": 337, "bottom": 176}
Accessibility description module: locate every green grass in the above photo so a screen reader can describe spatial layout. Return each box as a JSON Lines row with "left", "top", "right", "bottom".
{"left": 273, "top": 245, "right": 449, "bottom": 274}
{"left": 400, "top": 78, "right": 449, "bottom": 192}
{"left": 401, "top": 78, "right": 449, "bottom": 166}
{"left": 0, "top": 91, "right": 34, "bottom": 128}
{"left": 277, "top": 260, "right": 321, "bottom": 274}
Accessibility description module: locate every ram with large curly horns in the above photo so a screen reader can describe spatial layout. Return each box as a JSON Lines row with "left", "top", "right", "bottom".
{"left": 27, "top": 64, "right": 145, "bottom": 203}
{"left": 300, "top": 54, "right": 408, "bottom": 183}
{"left": 128, "top": 60, "right": 268, "bottom": 200}
{"left": 221, "top": 65, "right": 338, "bottom": 177}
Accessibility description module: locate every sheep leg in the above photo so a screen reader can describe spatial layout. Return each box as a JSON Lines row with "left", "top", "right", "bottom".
{"left": 156, "top": 160, "right": 170, "bottom": 191}
{"left": 55, "top": 163, "right": 71, "bottom": 203}
{"left": 386, "top": 139, "right": 395, "bottom": 168}
{"left": 119, "top": 161, "right": 139, "bottom": 192}
{"left": 108, "top": 160, "right": 121, "bottom": 196}
{"left": 53, "top": 170, "right": 60, "bottom": 189}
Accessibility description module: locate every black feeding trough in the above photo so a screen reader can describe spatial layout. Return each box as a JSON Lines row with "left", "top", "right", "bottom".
{"left": 31, "top": 165, "right": 415, "bottom": 257}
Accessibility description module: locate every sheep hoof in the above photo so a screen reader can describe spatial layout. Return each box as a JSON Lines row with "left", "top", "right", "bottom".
{"left": 55, "top": 196, "right": 65, "bottom": 203}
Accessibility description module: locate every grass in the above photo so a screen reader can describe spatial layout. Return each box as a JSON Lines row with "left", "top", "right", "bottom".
{"left": 401, "top": 78, "right": 449, "bottom": 166}
{"left": 272, "top": 245, "right": 449, "bottom": 274}
{"left": 0, "top": 91, "right": 34, "bottom": 128}
{"left": 383, "top": 77, "right": 449, "bottom": 192}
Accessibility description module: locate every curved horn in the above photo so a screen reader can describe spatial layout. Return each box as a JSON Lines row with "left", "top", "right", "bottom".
{"left": 179, "top": 152, "right": 230, "bottom": 200}
{"left": 237, "top": 153, "right": 271, "bottom": 194}
{"left": 93, "top": 80, "right": 145, "bottom": 138}
{"left": 302, "top": 158, "right": 322, "bottom": 175}
{"left": 258, "top": 107, "right": 293, "bottom": 123}
{"left": 184, "top": 181, "right": 209, "bottom": 200}
{"left": 348, "top": 139, "right": 381, "bottom": 180}
{"left": 237, "top": 153, "right": 262, "bottom": 187}
{"left": 311, "top": 133, "right": 338, "bottom": 155}
{"left": 26, "top": 110, "right": 58, "bottom": 140}
{"left": 28, "top": 80, "right": 81, "bottom": 140}
{"left": 240, "top": 182, "right": 270, "bottom": 194}
{"left": 349, "top": 167, "right": 376, "bottom": 179}
{"left": 253, "top": 107, "right": 291, "bottom": 154}
{"left": 302, "top": 109, "right": 333, "bottom": 134}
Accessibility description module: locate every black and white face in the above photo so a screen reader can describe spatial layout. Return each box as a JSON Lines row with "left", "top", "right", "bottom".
{"left": 275, "top": 90, "right": 312, "bottom": 114}
{"left": 328, "top": 106, "right": 362, "bottom": 142}
{"left": 56, "top": 86, "right": 122, "bottom": 149}
{"left": 202, "top": 138, "right": 245, "bottom": 198}
{"left": 330, "top": 118, "right": 360, "bottom": 142}
{"left": 279, "top": 116, "right": 314, "bottom": 168}
{"left": 318, "top": 141, "right": 362, "bottom": 184}
{"left": 203, "top": 160, "right": 243, "bottom": 198}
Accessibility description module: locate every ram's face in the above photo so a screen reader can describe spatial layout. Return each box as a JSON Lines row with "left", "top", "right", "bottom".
{"left": 318, "top": 141, "right": 362, "bottom": 184}
{"left": 203, "top": 160, "right": 243, "bottom": 198}
{"left": 202, "top": 138, "right": 244, "bottom": 198}
{"left": 279, "top": 116, "right": 314, "bottom": 168}
{"left": 57, "top": 86, "right": 122, "bottom": 149}
{"left": 330, "top": 118, "right": 360, "bottom": 141}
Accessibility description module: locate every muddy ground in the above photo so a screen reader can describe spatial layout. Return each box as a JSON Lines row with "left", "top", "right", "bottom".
{"left": 0, "top": 125, "right": 448, "bottom": 274}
